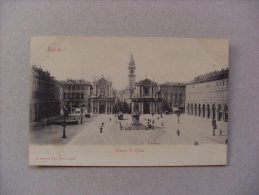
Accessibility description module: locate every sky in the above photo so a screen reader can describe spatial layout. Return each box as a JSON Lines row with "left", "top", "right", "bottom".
{"left": 31, "top": 36, "right": 229, "bottom": 90}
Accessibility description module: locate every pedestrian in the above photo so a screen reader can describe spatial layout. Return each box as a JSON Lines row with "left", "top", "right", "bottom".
{"left": 212, "top": 118, "right": 217, "bottom": 136}
{"left": 225, "top": 139, "right": 228, "bottom": 144}
{"left": 220, "top": 129, "right": 222, "bottom": 135}
{"left": 102, "top": 122, "right": 104, "bottom": 126}
{"left": 110, "top": 118, "right": 111, "bottom": 122}
{"left": 100, "top": 126, "right": 102, "bottom": 133}
{"left": 157, "top": 117, "right": 159, "bottom": 120}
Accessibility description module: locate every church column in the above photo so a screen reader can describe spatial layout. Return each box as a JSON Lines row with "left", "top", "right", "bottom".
{"left": 106, "top": 100, "right": 108, "bottom": 113}
{"left": 97, "top": 101, "right": 99, "bottom": 114}
{"left": 91, "top": 100, "right": 93, "bottom": 113}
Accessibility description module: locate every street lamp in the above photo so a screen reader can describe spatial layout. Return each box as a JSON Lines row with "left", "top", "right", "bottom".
{"left": 176, "top": 110, "right": 181, "bottom": 124}
{"left": 80, "top": 102, "right": 87, "bottom": 124}
{"left": 62, "top": 105, "right": 67, "bottom": 138}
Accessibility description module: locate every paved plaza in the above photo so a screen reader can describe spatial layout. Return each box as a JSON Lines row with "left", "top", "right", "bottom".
{"left": 30, "top": 113, "right": 228, "bottom": 146}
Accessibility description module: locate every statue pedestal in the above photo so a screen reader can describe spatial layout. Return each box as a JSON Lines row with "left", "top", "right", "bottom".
{"left": 131, "top": 115, "right": 140, "bottom": 126}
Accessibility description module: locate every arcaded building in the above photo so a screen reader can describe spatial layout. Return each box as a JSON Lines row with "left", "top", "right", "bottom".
{"left": 30, "top": 65, "right": 61, "bottom": 122}
{"left": 59, "top": 79, "right": 92, "bottom": 114}
{"left": 185, "top": 69, "right": 229, "bottom": 122}
{"left": 89, "top": 76, "right": 116, "bottom": 114}
{"left": 160, "top": 82, "right": 186, "bottom": 113}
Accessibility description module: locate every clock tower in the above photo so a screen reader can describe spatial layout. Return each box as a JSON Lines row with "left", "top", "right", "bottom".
{"left": 128, "top": 55, "right": 136, "bottom": 98}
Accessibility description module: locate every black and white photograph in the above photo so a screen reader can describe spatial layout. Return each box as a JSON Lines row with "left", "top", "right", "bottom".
{"left": 29, "top": 36, "right": 229, "bottom": 166}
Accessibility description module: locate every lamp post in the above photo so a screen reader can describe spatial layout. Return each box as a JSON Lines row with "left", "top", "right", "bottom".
{"left": 80, "top": 101, "right": 87, "bottom": 124}
{"left": 176, "top": 110, "right": 181, "bottom": 124}
{"left": 62, "top": 105, "right": 67, "bottom": 138}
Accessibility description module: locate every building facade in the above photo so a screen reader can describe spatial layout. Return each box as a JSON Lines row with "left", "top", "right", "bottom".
{"left": 59, "top": 79, "right": 92, "bottom": 114}
{"left": 185, "top": 69, "right": 229, "bottom": 122}
{"left": 30, "top": 65, "right": 61, "bottom": 122}
{"left": 124, "top": 55, "right": 162, "bottom": 114}
{"left": 89, "top": 76, "right": 116, "bottom": 114}
{"left": 160, "top": 82, "right": 186, "bottom": 113}
{"left": 132, "top": 79, "right": 162, "bottom": 114}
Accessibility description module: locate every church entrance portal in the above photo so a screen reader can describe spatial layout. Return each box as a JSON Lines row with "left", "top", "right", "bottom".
{"left": 99, "top": 101, "right": 106, "bottom": 113}
{"left": 143, "top": 102, "right": 150, "bottom": 114}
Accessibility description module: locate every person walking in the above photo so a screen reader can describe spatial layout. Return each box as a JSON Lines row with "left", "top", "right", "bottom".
{"left": 212, "top": 118, "right": 217, "bottom": 136}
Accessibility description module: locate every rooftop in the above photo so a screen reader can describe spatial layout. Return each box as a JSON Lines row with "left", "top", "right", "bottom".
{"left": 160, "top": 82, "right": 186, "bottom": 87}
{"left": 189, "top": 69, "right": 229, "bottom": 84}
{"left": 59, "top": 79, "right": 91, "bottom": 85}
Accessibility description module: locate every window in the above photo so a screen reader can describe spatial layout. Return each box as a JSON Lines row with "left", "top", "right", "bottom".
{"left": 72, "top": 86, "right": 75, "bottom": 90}
{"left": 223, "top": 81, "right": 225, "bottom": 85}
{"left": 77, "top": 86, "right": 80, "bottom": 90}
{"left": 68, "top": 86, "right": 71, "bottom": 90}
{"left": 144, "top": 86, "right": 149, "bottom": 95}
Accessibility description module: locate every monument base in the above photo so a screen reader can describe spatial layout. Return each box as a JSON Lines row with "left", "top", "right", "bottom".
{"left": 128, "top": 114, "right": 149, "bottom": 130}
{"left": 132, "top": 115, "right": 140, "bottom": 125}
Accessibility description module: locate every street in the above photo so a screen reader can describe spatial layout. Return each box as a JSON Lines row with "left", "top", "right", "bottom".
{"left": 30, "top": 113, "right": 228, "bottom": 146}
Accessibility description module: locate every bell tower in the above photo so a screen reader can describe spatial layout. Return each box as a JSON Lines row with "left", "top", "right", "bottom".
{"left": 128, "top": 55, "right": 136, "bottom": 98}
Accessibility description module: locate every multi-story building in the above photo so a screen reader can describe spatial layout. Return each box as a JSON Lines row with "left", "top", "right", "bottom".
{"left": 59, "top": 79, "right": 92, "bottom": 114}
{"left": 185, "top": 69, "right": 229, "bottom": 122}
{"left": 160, "top": 82, "right": 186, "bottom": 113}
{"left": 30, "top": 65, "right": 61, "bottom": 122}
{"left": 89, "top": 76, "right": 116, "bottom": 114}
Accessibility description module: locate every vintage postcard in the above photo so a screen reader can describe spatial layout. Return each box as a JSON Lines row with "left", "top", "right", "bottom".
{"left": 29, "top": 36, "right": 229, "bottom": 166}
